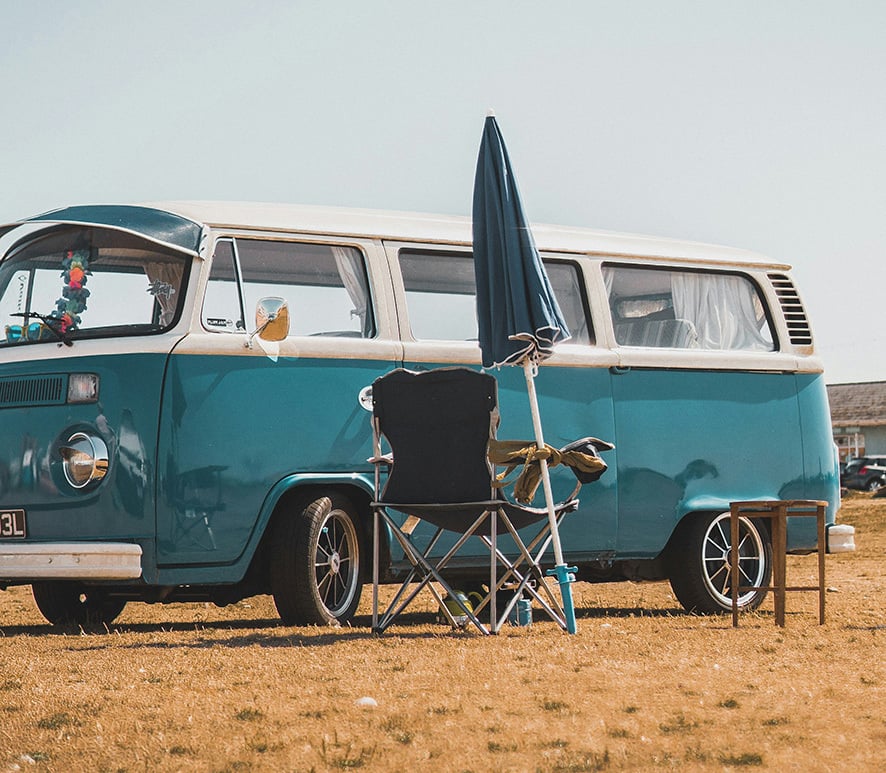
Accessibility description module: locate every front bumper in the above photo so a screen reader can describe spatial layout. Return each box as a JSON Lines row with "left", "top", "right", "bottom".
{"left": 0, "top": 542, "right": 143, "bottom": 580}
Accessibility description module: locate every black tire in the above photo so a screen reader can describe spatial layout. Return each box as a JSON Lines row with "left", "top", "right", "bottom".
{"left": 668, "top": 512, "right": 772, "bottom": 614}
{"left": 31, "top": 582, "right": 127, "bottom": 626}
{"left": 270, "top": 490, "right": 363, "bottom": 625}
{"left": 865, "top": 477, "right": 884, "bottom": 492}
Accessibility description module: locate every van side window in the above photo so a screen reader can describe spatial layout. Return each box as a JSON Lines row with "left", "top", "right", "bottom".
{"left": 202, "top": 239, "right": 375, "bottom": 338}
{"left": 548, "top": 261, "right": 592, "bottom": 344}
{"left": 603, "top": 265, "right": 774, "bottom": 351}
{"left": 202, "top": 239, "right": 245, "bottom": 332}
{"left": 399, "top": 250, "right": 592, "bottom": 344}
{"left": 400, "top": 251, "right": 477, "bottom": 340}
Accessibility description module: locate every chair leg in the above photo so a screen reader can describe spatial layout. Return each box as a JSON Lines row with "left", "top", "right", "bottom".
{"left": 372, "top": 509, "right": 380, "bottom": 631}
{"left": 375, "top": 519, "right": 446, "bottom": 632}
{"left": 502, "top": 512, "right": 569, "bottom": 623}
{"left": 490, "top": 510, "right": 497, "bottom": 633}
{"left": 373, "top": 509, "right": 491, "bottom": 634}
{"left": 479, "top": 510, "right": 568, "bottom": 632}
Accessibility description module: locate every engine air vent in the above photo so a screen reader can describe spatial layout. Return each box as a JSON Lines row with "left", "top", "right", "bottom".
{"left": 768, "top": 273, "right": 813, "bottom": 346}
{"left": 0, "top": 375, "right": 67, "bottom": 408}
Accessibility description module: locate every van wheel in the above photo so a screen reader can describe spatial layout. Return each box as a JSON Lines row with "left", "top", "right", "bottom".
{"left": 270, "top": 491, "right": 363, "bottom": 625}
{"left": 31, "top": 582, "right": 127, "bottom": 626}
{"left": 668, "top": 512, "right": 771, "bottom": 614}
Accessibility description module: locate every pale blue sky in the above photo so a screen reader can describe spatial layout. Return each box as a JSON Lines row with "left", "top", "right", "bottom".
{"left": 1, "top": 1, "right": 883, "bottom": 383}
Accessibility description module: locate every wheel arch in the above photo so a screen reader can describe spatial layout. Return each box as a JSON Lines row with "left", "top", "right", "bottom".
{"left": 663, "top": 505, "right": 774, "bottom": 562}
{"left": 250, "top": 473, "right": 386, "bottom": 583}
{"left": 664, "top": 507, "right": 773, "bottom": 614}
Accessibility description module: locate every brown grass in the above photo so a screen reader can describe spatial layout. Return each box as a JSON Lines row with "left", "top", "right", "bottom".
{"left": 1, "top": 496, "right": 883, "bottom": 772}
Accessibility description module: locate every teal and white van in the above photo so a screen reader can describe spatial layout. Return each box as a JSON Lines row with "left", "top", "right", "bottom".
{"left": 0, "top": 202, "right": 853, "bottom": 626}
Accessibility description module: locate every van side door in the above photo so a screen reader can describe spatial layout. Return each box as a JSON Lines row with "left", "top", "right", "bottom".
{"left": 155, "top": 235, "right": 401, "bottom": 569}
{"left": 602, "top": 263, "right": 806, "bottom": 558}
{"left": 383, "top": 242, "right": 618, "bottom": 563}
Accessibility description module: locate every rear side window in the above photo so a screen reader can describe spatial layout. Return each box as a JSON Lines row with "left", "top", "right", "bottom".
{"left": 603, "top": 265, "right": 774, "bottom": 351}
{"left": 398, "top": 250, "right": 592, "bottom": 344}
{"left": 202, "top": 239, "right": 375, "bottom": 338}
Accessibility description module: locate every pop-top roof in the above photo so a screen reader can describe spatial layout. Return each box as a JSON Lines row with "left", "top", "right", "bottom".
{"left": 0, "top": 204, "right": 203, "bottom": 256}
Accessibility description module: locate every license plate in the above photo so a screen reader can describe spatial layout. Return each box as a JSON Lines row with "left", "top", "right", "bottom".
{"left": 0, "top": 509, "right": 26, "bottom": 539}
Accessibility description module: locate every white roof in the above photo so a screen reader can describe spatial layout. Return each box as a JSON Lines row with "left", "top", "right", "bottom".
{"left": 148, "top": 200, "right": 788, "bottom": 269}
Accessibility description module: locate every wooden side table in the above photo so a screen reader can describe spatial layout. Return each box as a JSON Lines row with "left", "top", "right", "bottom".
{"left": 730, "top": 500, "right": 827, "bottom": 627}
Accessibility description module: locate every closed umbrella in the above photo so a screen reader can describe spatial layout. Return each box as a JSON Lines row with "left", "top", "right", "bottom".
{"left": 472, "top": 112, "right": 578, "bottom": 634}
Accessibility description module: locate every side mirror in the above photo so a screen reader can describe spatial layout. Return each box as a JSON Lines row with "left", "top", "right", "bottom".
{"left": 248, "top": 297, "right": 290, "bottom": 346}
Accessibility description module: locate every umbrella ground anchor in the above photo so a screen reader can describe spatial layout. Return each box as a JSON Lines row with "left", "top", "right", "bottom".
{"left": 547, "top": 564, "right": 578, "bottom": 634}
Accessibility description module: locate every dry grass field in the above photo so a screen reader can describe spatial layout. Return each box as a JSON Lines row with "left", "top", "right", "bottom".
{"left": 0, "top": 495, "right": 883, "bottom": 772}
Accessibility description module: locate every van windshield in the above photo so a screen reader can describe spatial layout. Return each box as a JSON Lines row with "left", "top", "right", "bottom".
{"left": 0, "top": 226, "right": 190, "bottom": 347}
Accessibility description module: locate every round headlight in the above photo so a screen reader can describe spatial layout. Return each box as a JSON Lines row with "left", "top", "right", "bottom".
{"left": 59, "top": 432, "right": 109, "bottom": 489}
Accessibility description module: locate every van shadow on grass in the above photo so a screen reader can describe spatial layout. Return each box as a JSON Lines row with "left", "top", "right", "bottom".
{"left": 0, "top": 609, "right": 485, "bottom": 646}
{"left": 0, "top": 617, "right": 283, "bottom": 639}
{"left": 0, "top": 602, "right": 691, "bottom": 644}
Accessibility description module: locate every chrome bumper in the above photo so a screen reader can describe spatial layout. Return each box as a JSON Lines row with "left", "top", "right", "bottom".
{"left": 0, "top": 543, "right": 143, "bottom": 580}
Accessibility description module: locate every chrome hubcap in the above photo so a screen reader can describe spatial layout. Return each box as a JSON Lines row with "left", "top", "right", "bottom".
{"left": 313, "top": 510, "right": 359, "bottom": 616}
{"left": 702, "top": 513, "right": 766, "bottom": 608}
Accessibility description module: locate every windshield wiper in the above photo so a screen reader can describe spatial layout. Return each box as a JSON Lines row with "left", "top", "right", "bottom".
{"left": 9, "top": 312, "right": 74, "bottom": 346}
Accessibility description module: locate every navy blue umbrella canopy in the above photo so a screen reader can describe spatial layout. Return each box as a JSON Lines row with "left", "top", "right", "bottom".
{"left": 472, "top": 114, "right": 570, "bottom": 369}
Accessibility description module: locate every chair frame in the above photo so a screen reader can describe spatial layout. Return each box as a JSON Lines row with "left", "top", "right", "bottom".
{"left": 368, "top": 368, "right": 585, "bottom": 635}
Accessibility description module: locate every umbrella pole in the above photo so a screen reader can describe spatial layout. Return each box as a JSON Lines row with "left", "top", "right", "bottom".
{"left": 522, "top": 359, "right": 578, "bottom": 634}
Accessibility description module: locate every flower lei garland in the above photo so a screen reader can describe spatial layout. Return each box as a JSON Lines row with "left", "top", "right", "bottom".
{"left": 50, "top": 249, "right": 91, "bottom": 333}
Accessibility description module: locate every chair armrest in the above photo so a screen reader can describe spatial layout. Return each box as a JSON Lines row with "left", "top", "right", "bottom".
{"left": 558, "top": 437, "right": 614, "bottom": 483}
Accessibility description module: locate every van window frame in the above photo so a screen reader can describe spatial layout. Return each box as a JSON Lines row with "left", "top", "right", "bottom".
{"left": 201, "top": 235, "right": 378, "bottom": 340}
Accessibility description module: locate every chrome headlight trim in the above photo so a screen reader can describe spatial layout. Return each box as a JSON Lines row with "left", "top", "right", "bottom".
{"left": 59, "top": 431, "right": 109, "bottom": 489}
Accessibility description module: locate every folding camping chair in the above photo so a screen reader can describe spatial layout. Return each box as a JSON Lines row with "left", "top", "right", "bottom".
{"left": 370, "top": 367, "right": 611, "bottom": 634}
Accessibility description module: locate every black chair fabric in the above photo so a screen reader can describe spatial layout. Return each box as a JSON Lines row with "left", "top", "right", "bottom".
{"left": 373, "top": 368, "right": 565, "bottom": 534}
{"left": 374, "top": 367, "right": 497, "bottom": 506}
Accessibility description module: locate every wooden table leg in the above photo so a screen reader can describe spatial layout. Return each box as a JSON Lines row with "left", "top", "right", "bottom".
{"left": 773, "top": 505, "right": 787, "bottom": 627}
{"left": 731, "top": 504, "right": 740, "bottom": 627}
{"left": 817, "top": 505, "right": 826, "bottom": 625}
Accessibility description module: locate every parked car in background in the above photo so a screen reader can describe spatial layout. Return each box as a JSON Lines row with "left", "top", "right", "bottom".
{"left": 841, "top": 456, "right": 886, "bottom": 491}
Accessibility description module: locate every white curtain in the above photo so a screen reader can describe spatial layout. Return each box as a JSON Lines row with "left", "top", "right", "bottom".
{"left": 144, "top": 262, "right": 184, "bottom": 327}
{"left": 331, "top": 246, "right": 369, "bottom": 335}
{"left": 671, "top": 273, "right": 772, "bottom": 351}
{"left": 602, "top": 266, "right": 615, "bottom": 297}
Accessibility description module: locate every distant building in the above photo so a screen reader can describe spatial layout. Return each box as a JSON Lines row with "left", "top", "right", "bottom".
{"left": 827, "top": 381, "right": 886, "bottom": 461}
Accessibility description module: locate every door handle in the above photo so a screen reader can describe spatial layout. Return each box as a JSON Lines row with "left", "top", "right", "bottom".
{"left": 358, "top": 385, "right": 373, "bottom": 412}
{"left": 609, "top": 366, "right": 631, "bottom": 375}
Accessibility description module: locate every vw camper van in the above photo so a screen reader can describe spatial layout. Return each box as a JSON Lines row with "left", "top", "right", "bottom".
{"left": 0, "top": 202, "right": 853, "bottom": 626}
